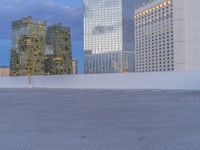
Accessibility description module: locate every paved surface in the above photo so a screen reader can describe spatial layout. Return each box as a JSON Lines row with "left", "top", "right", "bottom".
{"left": 0, "top": 89, "right": 200, "bottom": 150}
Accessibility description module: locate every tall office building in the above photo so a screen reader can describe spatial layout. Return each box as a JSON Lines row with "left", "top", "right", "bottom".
{"left": 135, "top": 0, "right": 200, "bottom": 72}
{"left": 44, "top": 23, "right": 72, "bottom": 75}
{"left": 84, "top": 0, "right": 144, "bottom": 74}
{"left": 10, "top": 16, "right": 46, "bottom": 76}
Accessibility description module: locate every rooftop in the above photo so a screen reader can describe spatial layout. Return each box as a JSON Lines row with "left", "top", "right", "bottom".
{"left": 0, "top": 89, "right": 199, "bottom": 150}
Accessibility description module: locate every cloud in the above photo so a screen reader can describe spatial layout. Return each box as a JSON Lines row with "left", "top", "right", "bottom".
{"left": 0, "top": 0, "right": 83, "bottom": 42}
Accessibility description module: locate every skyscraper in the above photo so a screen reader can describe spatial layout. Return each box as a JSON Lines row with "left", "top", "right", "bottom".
{"left": 44, "top": 23, "right": 72, "bottom": 75}
{"left": 84, "top": 0, "right": 144, "bottom": 74}
{"left": 135, "top": 0, "right": 200, "bottom": 72}
{"left": 135, "top": 0, "right": 174, "bottom": 72}
{"left": 10, "top": 16, "right": 46, "bottom": 76}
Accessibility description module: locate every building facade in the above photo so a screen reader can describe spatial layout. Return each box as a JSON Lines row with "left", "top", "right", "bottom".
{"left": 135, "top": 0, "right": 200, "bottom": 72}
{"left": 45, "top": 23, "right": 72, "bottom": 75}
{"left": 10, "top": 16, "right": 46, "bottom": 76}
{"left": 72, "top": 58, "right": 77, "bottom": 74}
{"left": 0, "top": 67, "right": 10, "bottom": 77}
{"left": 84, "top": 0, "right": 144, "bottom": 74}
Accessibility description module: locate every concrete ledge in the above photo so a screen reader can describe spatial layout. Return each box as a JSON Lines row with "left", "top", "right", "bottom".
{"left": 1, "top": 71, "right": 200, "bottom": 90}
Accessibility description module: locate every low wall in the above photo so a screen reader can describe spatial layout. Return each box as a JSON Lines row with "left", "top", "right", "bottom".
{"left": 0, "top": 76, "right": 30, "bottom": 88}
{"left": 0, "top": 71, "right": 200, "bottom": 90}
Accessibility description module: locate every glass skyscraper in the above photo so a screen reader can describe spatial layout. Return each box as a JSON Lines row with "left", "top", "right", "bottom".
{"left": 44, "top": 23, "right": 72, "bottom": 75}
{"left": 10, "top": 16, "right": 46, "bottom": 76}
{"left": 84, "top": 0, "right": 144, "bottom": 74}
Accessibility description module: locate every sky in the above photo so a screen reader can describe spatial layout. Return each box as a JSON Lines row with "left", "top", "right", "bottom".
{"left": 0, "top": 0, "right": 84, "bottom": 73}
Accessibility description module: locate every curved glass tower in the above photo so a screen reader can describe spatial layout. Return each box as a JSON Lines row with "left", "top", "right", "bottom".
{"left": 84, "top": 0, "right": 144, "bottom": 74}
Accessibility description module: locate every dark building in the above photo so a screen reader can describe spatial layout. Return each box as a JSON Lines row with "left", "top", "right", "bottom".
{"left": 45, "top": 23, "right": 72, "bottom": 75}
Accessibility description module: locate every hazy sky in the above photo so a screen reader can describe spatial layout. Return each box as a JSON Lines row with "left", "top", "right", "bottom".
{"left": 0, "top": 0, "right": 83, "bottom": 73}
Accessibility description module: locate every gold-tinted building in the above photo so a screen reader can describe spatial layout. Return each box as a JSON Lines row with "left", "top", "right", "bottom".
{"left": 10, "top": 16, "right": 46, "bottom": 76}
{"left": 45, "top": 23, "right": 72, "bottom": 75}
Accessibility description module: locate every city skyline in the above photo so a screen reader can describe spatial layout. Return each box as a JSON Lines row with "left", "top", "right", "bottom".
{"left": 1, "top": 1, "right": 200, "bottom": 150}
{"left": 2, "top": 0, "right": 200, "bottom": 75}
{"left": 0, "top": 0, "right": 83, "bottom": 73}
{"left": 9, "top": 16, "right": 73, "bottom": 76}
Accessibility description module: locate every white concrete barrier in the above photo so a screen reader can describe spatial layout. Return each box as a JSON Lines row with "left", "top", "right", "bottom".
{"left": 0, "top": 76, "right": 30, "bottom": 88}
{"left": 1, "top": 71, "right": 200, "bottom": 90}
